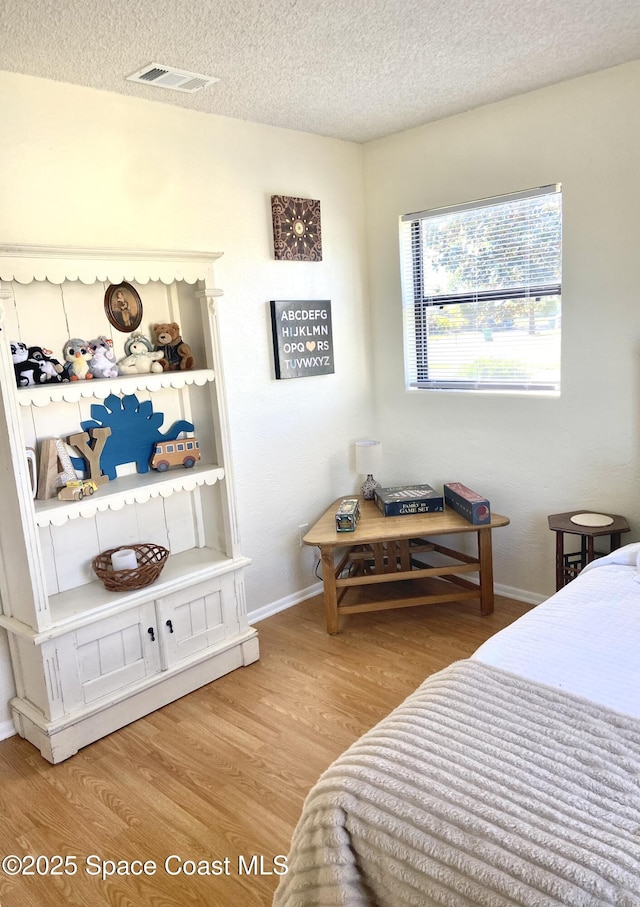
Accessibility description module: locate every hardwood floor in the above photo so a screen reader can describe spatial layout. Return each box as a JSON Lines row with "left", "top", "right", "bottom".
{"left": 0, "top": 592, "right": 532, "bottom": 907}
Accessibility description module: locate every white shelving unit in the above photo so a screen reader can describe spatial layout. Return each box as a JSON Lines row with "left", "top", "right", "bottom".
{"left": 0, "top": 245, "right": 259, "bottom": 763}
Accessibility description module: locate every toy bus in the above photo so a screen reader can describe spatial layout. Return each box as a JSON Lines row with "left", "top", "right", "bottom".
{"left": 150, "top": 437, "right": 201, "bottom": 471}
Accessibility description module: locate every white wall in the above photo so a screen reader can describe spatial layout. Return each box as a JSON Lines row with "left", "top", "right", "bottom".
{"left": 0, "top": 71, "right": 374, "bottom": 731}
{"left": 3, "top": 60, "right": 640, "bottom": 738}
{"left": 363, "top": 61, "right": 640, "bottom": 601}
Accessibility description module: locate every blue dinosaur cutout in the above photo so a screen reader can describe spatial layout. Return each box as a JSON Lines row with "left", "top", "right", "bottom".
{"left": 81, "top": 393, "right": 195, "bottom": 480}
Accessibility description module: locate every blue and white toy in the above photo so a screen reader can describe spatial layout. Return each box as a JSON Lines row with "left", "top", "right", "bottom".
{"left": 63, "top": 339, "right": 94, "bottom": 381}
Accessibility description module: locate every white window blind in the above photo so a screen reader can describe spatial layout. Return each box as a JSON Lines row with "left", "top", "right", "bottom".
{"left": 400, "top": 185, "right": 562, "bottom": 391}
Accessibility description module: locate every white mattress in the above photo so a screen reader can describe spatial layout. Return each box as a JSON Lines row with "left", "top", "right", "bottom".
{"left": 473, "top": 544, "right": 640, "bottom": 718}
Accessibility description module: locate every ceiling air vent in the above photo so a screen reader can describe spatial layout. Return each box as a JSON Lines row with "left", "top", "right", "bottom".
{"left": 126, "top": 63, "right": 220, "bottom": 94}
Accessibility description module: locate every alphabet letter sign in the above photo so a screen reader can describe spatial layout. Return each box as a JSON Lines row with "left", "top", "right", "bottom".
{"left": 270, "top": 300, "right": 335, "bottom": 379}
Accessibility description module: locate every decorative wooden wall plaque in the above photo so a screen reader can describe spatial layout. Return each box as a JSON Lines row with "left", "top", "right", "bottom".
{"left": 271, "top": 196, "right": 322, "bottom": 261}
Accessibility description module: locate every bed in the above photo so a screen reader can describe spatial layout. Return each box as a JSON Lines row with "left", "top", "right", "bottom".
{"left": 274, "top": 545, "right": 640, "bottom": 906}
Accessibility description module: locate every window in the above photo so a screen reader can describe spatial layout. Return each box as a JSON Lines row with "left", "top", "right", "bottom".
{"left": 400, "top": 184, "right": 562, "bottom": 392}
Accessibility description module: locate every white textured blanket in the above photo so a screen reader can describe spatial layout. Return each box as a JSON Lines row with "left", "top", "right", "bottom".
{"left": 274, "top": 660, "right": 640, "bottom": 906}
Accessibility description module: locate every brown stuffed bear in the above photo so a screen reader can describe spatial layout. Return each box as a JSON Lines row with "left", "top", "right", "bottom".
{"left": 152, "top": 323, "right": 195, "bottom": 371}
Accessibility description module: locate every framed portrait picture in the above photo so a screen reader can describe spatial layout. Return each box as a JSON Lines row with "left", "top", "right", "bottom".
{"left": 104, "top": 282, "right": 143, "bottom": 333}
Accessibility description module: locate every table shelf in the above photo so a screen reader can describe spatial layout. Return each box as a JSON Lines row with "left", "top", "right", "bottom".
{"left": 547, "top": 510, "right": 630, "bottom": 590}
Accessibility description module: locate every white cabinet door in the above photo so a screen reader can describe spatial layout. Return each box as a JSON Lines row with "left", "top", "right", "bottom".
{"left": 156, "top": 575, "right": 236, "bottom": 666}
{"left": 58, "top": 603, "right": 162, "bottom": 710}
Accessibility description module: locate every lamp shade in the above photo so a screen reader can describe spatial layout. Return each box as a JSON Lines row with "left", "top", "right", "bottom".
{"left": 355, "top": 440, "right": 382, "bottom": 476}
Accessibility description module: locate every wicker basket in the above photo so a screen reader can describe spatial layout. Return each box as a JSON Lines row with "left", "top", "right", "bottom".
{"left": 92, "top": 543, "right": 169, "bottom": 591}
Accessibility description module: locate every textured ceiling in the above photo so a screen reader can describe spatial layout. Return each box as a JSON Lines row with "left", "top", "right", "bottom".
{"left": 2, "top": 0, "right": 640, "bottom": 143}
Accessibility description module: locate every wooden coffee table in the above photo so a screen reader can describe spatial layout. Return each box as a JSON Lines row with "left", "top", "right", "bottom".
{"left": 304, "top": 496, "right": 510, "bottom": 634}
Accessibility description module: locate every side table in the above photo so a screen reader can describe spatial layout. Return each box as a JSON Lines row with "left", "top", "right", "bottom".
{"left": 305, "top": 496, "right": 509, "bottom": 634}
{"left": 547, "top": 511, "right": 630, "bottom": 591}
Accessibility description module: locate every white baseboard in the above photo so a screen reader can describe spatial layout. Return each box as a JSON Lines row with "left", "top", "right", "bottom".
{"left": 248, "top": 581, "right": 323, "bottom": 624}
{"left": 494, "top": 582, "right": 547, "bottom": 606}
{"left": 0, "top": 718, "right": 16, "bottom": 740}
{"left": 247, "top": 579, "right": 545, "bottom": 626}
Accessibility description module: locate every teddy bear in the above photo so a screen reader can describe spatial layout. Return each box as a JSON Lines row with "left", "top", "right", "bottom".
{"left": 117, "top": 333, "right": 164, "bottom": 374}
{"left": 88, "top": 335, "right": 119, "bottom": 379}
{"left": 152, "top": 322, "right": 194, "bottom": 371}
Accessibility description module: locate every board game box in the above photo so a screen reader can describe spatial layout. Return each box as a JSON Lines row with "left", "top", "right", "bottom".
{"left": 374, "top": 484, "right": 444, "bottom": 516}
{"left": 444, "top": 482, "right": 491, "bottom": 524}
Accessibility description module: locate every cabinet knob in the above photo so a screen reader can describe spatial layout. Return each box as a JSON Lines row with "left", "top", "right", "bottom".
{"left": 166, "top": 619, "right": 174, "bottom": 633}
{"left": 147, "top": 627, "right": 156, "bottom": 642}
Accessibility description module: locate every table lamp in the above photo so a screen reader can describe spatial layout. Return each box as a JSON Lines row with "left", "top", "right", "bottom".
{"left": 355, "top": 440, "right": 382, "bottom": 499}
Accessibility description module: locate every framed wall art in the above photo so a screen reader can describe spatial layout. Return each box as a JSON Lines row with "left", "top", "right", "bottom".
{"left": 104, "top": 282, "right": 143, "bottom": 333}
{"left": 271, "top": 195, "right": 322, "bottom": 261}
{"left": 270, "top": 300, "right": 334, "bottom": 379}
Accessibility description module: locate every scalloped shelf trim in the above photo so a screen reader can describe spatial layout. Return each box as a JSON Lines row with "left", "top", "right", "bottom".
{"left": 0, "top": 244, "right": 223, "bottom": 286}
{"left": 18, "top": 369, "right": 215, "bottom": 406}
{"left": 34, "top": 464, "right": 225, "bottom": 527}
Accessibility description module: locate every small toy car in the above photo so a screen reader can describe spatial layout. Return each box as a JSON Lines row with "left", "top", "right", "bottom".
{"left": 57, "top": 479, "right": 99, "bottom": 501}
